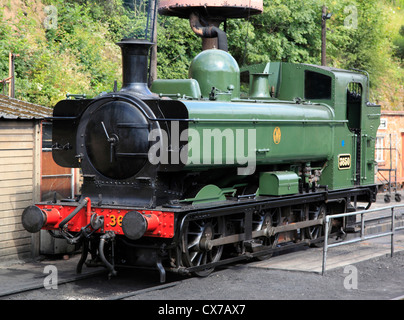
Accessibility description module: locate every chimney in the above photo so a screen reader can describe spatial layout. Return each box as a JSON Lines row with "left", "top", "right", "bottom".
{"left": 117, "top": 39, "right": 154, "bottom": 97}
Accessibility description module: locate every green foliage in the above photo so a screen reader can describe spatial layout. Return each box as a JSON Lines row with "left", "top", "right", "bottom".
{"left": 0, "top": 1, "right": 124, "bottom": 106}
{"left": 245, "top": 0, "right": 322, "bottom": 65}
{"left": 326, "top": 1, "right": 389, "bottom": 71}
{"left": 321, "top": 0, "right": 403, "bottom": 108}
{"left": 0, "top": 0, "right": 402, "bottom": 109}
{"left": 393, "top": 25, "right": 404, "bottom": 60}
{"left": 156, "top": 16, "right": 201, "bottom": 79}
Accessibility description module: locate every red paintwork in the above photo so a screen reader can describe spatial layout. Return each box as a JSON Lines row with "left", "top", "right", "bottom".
{"left": 37, "top": 203, "right": 175, "bottom": 238}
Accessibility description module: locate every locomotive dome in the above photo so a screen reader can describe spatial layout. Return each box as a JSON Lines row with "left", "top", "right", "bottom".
{"left": 189, "top": 49, "right": 240, "bottom": 99}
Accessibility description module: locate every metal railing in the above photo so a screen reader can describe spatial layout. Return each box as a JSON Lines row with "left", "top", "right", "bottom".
{"left": 322, "top": 203, "right": 404, "bottom": 275}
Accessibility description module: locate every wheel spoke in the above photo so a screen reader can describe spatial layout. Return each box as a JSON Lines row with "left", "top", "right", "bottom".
{"left": 187, "top": 238, "right": 200, "bottom": 250}
{"left": 181, "top": 217, "right": 225, "bottom": 276}
{"left": 253, "top": 210, "right": 278, "bottom": 261}
{"left": 190, "top": 251, "right": 201, "bottom": 266}
{"left": 192, "top": 221, "right": 205, "bottom": 231}
{"left": 202, "top": 252, "right": 207, "bottom": 265}
{"left": 305, "top": 204, "right": 325, "bottom": 241}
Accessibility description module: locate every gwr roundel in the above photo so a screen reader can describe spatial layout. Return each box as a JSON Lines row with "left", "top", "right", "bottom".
{"left": 273, "top": 127, "right": 281, "bottom": 145}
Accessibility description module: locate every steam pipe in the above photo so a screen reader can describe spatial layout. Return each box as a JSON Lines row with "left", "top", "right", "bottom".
{"left": 189, "top": 13, "right": 228, "bottom": 52}
{"left": 99, "top": 233, "right": 118, "bottom": 277}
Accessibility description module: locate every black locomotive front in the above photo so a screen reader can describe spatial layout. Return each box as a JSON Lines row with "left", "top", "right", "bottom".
{"left": 51, "top": 39, "right": 189, "bottom": 207}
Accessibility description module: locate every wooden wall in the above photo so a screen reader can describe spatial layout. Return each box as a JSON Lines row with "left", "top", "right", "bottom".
{"left": 0, "top": 120, "right": 41, "bottom": 262}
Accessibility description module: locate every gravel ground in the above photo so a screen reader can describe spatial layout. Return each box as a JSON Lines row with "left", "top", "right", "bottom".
{"left": 128, "top": 249, "right": 404, "bottom": 301}
{"left": 127, "top": 192, "right": 404, "bottom": 302}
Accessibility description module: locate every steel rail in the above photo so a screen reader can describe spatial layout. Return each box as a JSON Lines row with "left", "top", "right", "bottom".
{"left": 0, "top": 269, "right": 106, "bottom": 298}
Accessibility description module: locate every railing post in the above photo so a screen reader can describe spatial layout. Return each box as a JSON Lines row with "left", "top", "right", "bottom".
{"left": 360, "top": 212, "right": 365, "bottom": 240}
{"left": 391, "top": 206, "right": 395, "bottom": 257}
{"left": 322, "top": 216, "right": 329, "bottom": 275}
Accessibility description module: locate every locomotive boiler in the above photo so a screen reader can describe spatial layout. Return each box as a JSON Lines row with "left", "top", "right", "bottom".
{"left": 21, "top": 11, "right": 380, "bottom": 282}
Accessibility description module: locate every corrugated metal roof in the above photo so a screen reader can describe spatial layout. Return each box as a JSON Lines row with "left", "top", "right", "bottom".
{"left": 0, "top": 94, "right": 52, "bottom": 120}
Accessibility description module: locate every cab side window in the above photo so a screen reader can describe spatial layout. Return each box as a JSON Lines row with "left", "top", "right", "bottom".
{"left": 304, "top": 71, "right": 332, "bottom": 100}
{"left": 346, "top": 82, "right": 363, "bottom": 132}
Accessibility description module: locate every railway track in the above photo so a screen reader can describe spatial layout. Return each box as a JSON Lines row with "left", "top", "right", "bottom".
{"left": 0, "top": 240, "right": 325, "bottom": 300}
{"left": 0, "top": 269, "right": 106, "bottom": 299}
{"left": 106, "top": 281, "right": 182, "bottom": 300}
{"left": 0, "top": 264, "right": 183, "bottom": 300}
{"left": 351, "top": 205, "right": 404, "bottom": 234}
